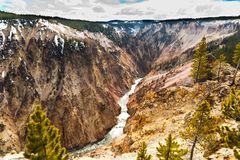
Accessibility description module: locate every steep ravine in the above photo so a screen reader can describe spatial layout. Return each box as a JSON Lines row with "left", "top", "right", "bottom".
{"left": 1, "top": 79, "right": 143, "bottom": 160}
{"left": 71, "top": 79, "right": 142, "bottom": 157}
{"left": 1, "top": 16, "right": 240, "bottom": 158}
{"left": 0, "top": 19, "right": 139, "bottom": 154}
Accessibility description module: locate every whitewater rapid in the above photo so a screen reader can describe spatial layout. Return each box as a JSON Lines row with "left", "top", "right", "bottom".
{"left": 109, "top": 78, "right": 142, "bottom": 138}
{"left": 74, "top": 78, "right": 142, "bottom": 154}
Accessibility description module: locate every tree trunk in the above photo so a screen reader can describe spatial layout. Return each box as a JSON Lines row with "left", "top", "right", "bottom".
{"left": 166, "top": 137, "right": 171, "bottom": 160}
{"left": 196, "top": 58, "right": 201, "bottom": 82}
{"left": 231, "top": 61, "right": 240, "bottom": 86}
{"left": 190, "top": 136, "right": 198, "bottom": 160}
{"left": 44, "top": 146, "right": 47, "bottom": 160}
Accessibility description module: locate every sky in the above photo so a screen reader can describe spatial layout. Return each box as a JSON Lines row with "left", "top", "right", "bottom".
{"left": 0, "top": 0, "right": 240, "bottom": 21}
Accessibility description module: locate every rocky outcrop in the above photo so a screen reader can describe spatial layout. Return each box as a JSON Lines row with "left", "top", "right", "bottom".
{"left": 1, "top": 16, "right": 240, "bottom": 156}
{"left": 0, "top": 19, "right": 139, "bottom": 153}
{"left": 113, "top": 63, "right": 239, "bottom": 159}
{"left": 111, "top": 19, "right": 240, "bottom": 71}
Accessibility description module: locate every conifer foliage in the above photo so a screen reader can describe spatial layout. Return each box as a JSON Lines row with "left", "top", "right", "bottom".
{"left": 24, "top": 105, "right": 68, "bottom": 160}
{"left": 232, "top": 42, "right": 240, "bottom": 85}
{"left": 218, "top": 126, "right": 240, "bottom": 159}
{"left": 220, "top": 87, "right": 240, "bottom": 159}
{"left": 136, "top": 142, "right": 152, "bottom": 160}
{"left": 221, "top": 88, "right": 240, "bottom": 120}
{"left": 191, "top": 37, "right": 210, "bottom": 82}
{"left": 182, "top": 100, "right": 216, "bottom": 160}
{"left": 216, "top": 54, "right": 226, "bottom": 82}
{"left": 156, "top": 134, "right": 187, "bottom": 160}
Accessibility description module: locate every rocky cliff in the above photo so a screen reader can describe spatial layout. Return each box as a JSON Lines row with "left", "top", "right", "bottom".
{"left": 110, "top": 19, "right": 240, "bottom": 71}
{"left": 0, "top": 15, "right": 240, "bottom": 156}
{"left": 109, "top": 63, "right": 238, "bottom": 160}
{"left": 0, "top": 19, "right": 139, "bottom": 153}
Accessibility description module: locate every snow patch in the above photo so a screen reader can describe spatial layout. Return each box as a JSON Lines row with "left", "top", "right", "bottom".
{"left": 54, "top": 35, "right": 59, "bottom": 46}
{"left": 0, "top": 21, "right": 8, "bottom": 30}
{"left": 102, "top": 24, "right": 108, "bottom": 28}
{"left": 54, "top": 35, "right": 65, "bottom": 54}
{"left": 2, "top": 71, "right": 5, "bottom": 78}
{"left": 36, "top": 19, "right": 115, "bottom": 50}
{"left": 114, "top": 27, "right": 125, "bottom": 35}
{"left": 36, "top": 19, "right": 86, "bottom": 41}
{"left": 71, "top": 40, "right": 85, "bottom": 50}
{"left": 59, "top": 37, "right": 65, "bottom": 54}
{"left": 0, "top": 21, "right": 7, "bottom": 49}
{"left": 80, "top": 41, "right": 85, "bottom": 48}
{"left": 130, "top": 27, "right": 140, "bottom": 36}
{"left": 17, "top": 22, "right": 23, "bottom": 35}
{"left": 8, "top": 26, "right": 18, "bottom": 40}
{"left": 202, "top": 19, "right": 240, "bottom": 26}
{"left": 0, "top": 31, "right": 5, "bottom": 49}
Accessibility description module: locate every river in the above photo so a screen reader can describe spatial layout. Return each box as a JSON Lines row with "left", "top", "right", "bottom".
{"left": 73, "top": 78, "right": 142, "bottom": 154}
{"left": 1, "top": 78, "right": 143, "bottom": 160}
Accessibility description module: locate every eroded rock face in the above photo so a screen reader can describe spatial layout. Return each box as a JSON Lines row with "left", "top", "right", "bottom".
{"left": 1, "top": 17, "right": 240, "bottom": 155}
{"left": 116, "top": 63, "right": 239, "bottom": 159}
{"left": 0, "top": 19, "right": 139, "bottom": 153}
{"left": 111, "top": 19, "right": 240, "bottom": 71}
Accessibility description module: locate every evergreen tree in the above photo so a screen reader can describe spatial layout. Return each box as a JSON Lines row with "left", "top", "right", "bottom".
{"left": 156, "top": 134, "right": 187, "bottom": 160}
{"left": 216, "top": 54, "right": 226, "bottom": 82}
{"left": 218, "top": 126, "right": 240, "bottom": 159}
{"left": 232, "top": 42, "right": 240, "bottom": 85}
{"left": 182, "top": 100, "right": 217, "bottom": 160}
{"left": 221, "top": 88, "right": 240, "bottom": 121}
{"left": 191, "top": 37, "right": 210, "bottom": 82}
{"left": 136, "top": 142, "right": 152, "bottom": 160}
{"left": 24, "top": 105, "right": 68, "bottom": 160}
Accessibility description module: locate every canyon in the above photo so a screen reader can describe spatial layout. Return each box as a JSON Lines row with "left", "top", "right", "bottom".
{"left": 0, "top": 14, "right": 240, "bottom": 159}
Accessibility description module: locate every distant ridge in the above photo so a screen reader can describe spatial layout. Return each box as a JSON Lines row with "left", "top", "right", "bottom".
{"left": 1, "top": 10, "right": 240, "bottom": 23}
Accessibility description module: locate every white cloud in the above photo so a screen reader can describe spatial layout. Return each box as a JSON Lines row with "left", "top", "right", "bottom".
{"left": 93, "top": 6, "right": 105, "bottom": 13}
{"left": 5, "top": 0, "right": 27, "bottom": 13}
{"left": 2, "top": 0, "right": 240, "bottom": 21}
{"left": 95, "top": 0, "right": 119, "bottom": 5}
{"left": 116, "top": 8, "right": 143, "bottom": 15}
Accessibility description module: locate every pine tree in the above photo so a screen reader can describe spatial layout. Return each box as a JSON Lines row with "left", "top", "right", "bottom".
{"left": 182, "top": 100, "right": 217, "bottom": 160}
{"left": 216, "top": 54, "right": 226, "bottom": 82}
{"left": 218, "top": 126, "right": 240, "bottom": 159}
{"left": 156, "top": 134, "right": 187, "bottom": 160}
{"left": 221, "top": 88, "right": 240, "bottom": 121}
{"left": 232, "top": 42, "right": 240, "bottom": 85}
{"left": 24, "top": 105, "right": 68, "bottom": 160}
{"left": 136, "top": 142, "right": 152, "bottom": 160}
{"left": 191, "top": 37, "right": 210, "bottom": 82}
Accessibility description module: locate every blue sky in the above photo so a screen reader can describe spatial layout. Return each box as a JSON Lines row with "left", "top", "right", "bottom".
{"left": 119, "top": 0, "right": 144, "bottom": 3}
{"left": 0, "top": 0, "right": 240, "bottom": 20}
{"left": 0, "top": 0, "right": 11, "bottom": 11}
